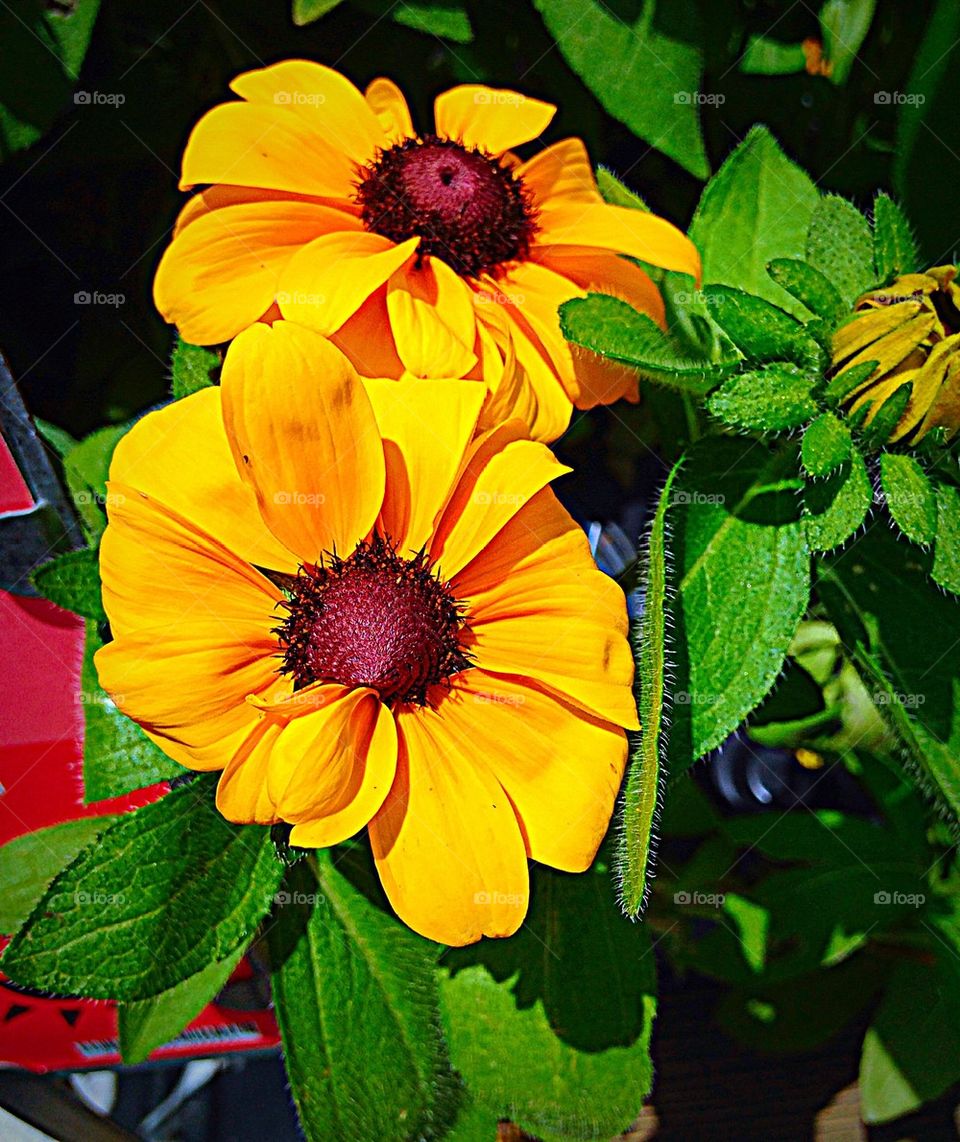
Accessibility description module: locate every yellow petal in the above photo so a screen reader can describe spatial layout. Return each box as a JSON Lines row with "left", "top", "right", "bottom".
{"left": 433, "top": 85, "right": 555, "bottom": 154}
{"left": 536, "top": 244, "right": 665, "bottom": 326}
{"left": 832, "top": 301, "right": 923, "bottom": 363}
{"left": 361, "top": 376, "right": 484, "bottom": 553}
{"left": 216, "top": 719, "right": 284, "bottom": 823}
{"left": 441, "top": 670, "right": 627, "bottom": 871}
{"left": 535, "top": 201, "right": 701, "bottom": 279}
{"left": 154, "top": 198, "right": 359, "bottom": 345}
{"left": 429, "top": 423, "right": 570, "bottom": 577}
{"left": 365, "top": 77, "right": 415, "bottom": 143}
{"left": 180, "top": 102, "right": 357, "bottom": 198}
{"left": 279, "top": 232, "right": 419, "bottom": 334}
{"left": 108, "top": 387, "right": 296, "bottom": 574}
{"left": 220, "top": 321, "right": 385, "bottom": 560}
{"left": 369, "top": 704, "right": 529, "bottom": 945}
{"left": 229, "top": 60, "right": 385, "bottom": 166}
{"left": 497, "top": 261, "right": 583, "bottom": 393}
{"left": 386, "top": 258, "right": 478, "bottom": 377}
{"left": 515, "top": 138, "right": 600, "bottom": 205}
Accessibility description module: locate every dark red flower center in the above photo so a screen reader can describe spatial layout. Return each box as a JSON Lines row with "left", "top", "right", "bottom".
{"left": 273, "top": 536, "right": 471, "bottom": 705}
{"left": 355, "top": 135, "right": 537, "bottom": 278}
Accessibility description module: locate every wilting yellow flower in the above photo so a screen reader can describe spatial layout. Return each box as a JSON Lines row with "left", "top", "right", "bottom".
{"left": 153, "top": 61, "right": 700, "bottom": 441}
{"left": 831, "top": 265, "right": 960, "bottom": 443}
{"left": 95, "top": 322, "right": 636, "bottom": 946}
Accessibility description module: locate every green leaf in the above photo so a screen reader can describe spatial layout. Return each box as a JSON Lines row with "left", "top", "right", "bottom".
{"left": 688, "top": 126, "right": 819, "bottom": 318}
{"left": 118, "top": 948, "right": 245, "bottom": 1064}
{"left": 559, "top": 295, "right": 732, "bottom": 392}
{"left": 532, "top": 0, "right": 708, "bottom": 178}
{"left": 292, "top": 0, "right": 346, "bottom": 24}
{"left": 269, "top": 855, "right": 458, "bottom": 1142}
{"left": 880, "top": 452, "right": 936, "bottom": 545}
{"left": 171, "top": 337, "right": 221, "bottom": 400}
{"left": 0, "top": 0, "right": 101, "bottom": 159}
{"left": 804, "top": 448, "right": 872, "bottom": 552}
{"left": 802, "top": 412, "right": 852, "bottom": 476}
{"left": 806, "top": 194, "right": 875, "bottom": 307}
{"left": 1, "top": 777, "right": 283, "bottom": 1001}
{"left": 820, "top": 0, "right": 877, "bottom": 85}
{"left": 824, "top": 358, "right": 878, "bottom": 404}
{"left": 860, "top": 384, "right": 912, "bottom": 451}
{"left": 596, "top": 166, "right": 649, "bottom": 212}
{"left": 31, "top": 548, "right": 105, "bottom": 621}
{"left": 393, "top": 2, "right": 472, "bottom": 42}
{"left": 618, "top": 462, "right": 680, "bottom": 918}
{"left": 860, "top": 955, "right": 960, "bottom": 1124}
{"left": 82, "top": 621, "right": 181, "bottom": 802}
{"left": 0, "top": 817, "right": 116, "bottom": 934}
{"left": 739, "top": 35, "right": 806, "bottom": 76}
{"left": 34, "top": 417, "right": 77, "bottom": 458}
{"left": 668, "top": 439, "right": 810, "bottom": 770}
{"left": 707, "top": 363, "right": 818, "bottom": 432}
{"left": 872, "top": 193, "right": 918, "bottom": 281}
{"left": 932, "top": 483, "right": 960, "bottom": 595}
{"left": 442, "top": 863, "right": 656, "bottom": 1141}
{"left": 62, "top": 423, "right": 130, "bottom": 541}
{"left": 766, "top": 258, "right": 846, "bottom": 324}
{"left": 703, "top": 286, "right": 823, "bottom": 370}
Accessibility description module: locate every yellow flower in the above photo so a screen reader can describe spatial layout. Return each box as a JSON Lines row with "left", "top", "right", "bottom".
{"left": 831, "top": 265, "right": 960, "bottom": 443}
{"left": 153, "top": 61, "right": 700, "bottom": 442}
{"left": 95, "top": 322, "right": 637, "bottom": 946}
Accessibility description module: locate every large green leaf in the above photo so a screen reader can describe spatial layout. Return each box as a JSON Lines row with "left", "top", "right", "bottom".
{"left": 1, "top": 778, "right": 283, "bottom": 1000}
{"left": 0, "top": 0, "right": 101, "bottom": 158}
{"left": 703, "top": 286, "right": 823, "bottom": 369}
{"left": 442, "top": 862, "right": 656, "bottom": 1141}
{"left": 667, "top": 439, "right": 811, "bottom": 770}
{"left": 118, "top": 948, "right": 246, "bottom": 1065}
{"left": 688, "top": 126, "right": 819, "bottom": 317}
{"left": 0, "top": 816, "right": 116, "bottom": 934}
{"left": 618, "top": 462, "right": 680, "bottom": 918}
{"left": 269, "top": 855, "right": 458, "bottom": 1142}
{"left": 532, "top": 0, "right": 708, "bottom": 178}
{"left": 860, "top": 952, "right": 960, "bottom": 1123}
{"left": 31, "top": 548, "right": 105, "bottom": 621}
{"left": 82, "top": 621, "right": 181, "bottom": 802}
{"left": 559, "top": 295, "right": 733, "bottom": 392}
{"left": 806, "top": 194, "right": 875, "bottom": 307}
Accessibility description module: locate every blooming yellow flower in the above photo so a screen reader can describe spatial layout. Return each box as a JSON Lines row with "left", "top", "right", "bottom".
{"left": 153, "top": 61, "right": 700, "bottom": 441}
{"left": 95, "top": 322, "right": 637, "bottom": 946}
{"left": 831, "top": 265, "right": 960, "bottom": 443}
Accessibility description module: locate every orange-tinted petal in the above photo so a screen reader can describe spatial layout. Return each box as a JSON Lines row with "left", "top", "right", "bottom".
{"left": 386, "top": 258, "right": 478, "bottom": 377}
{"left": 180, "top": 102, "right": 357, "bottom": 198}
{"left": 220, "top": 322, "right": 385, "bottom": 560}
{"left": 216, "top": 719, "right": 284, "bottom": 822}
{"left": 536, "top": 201, "right": 701, "bottom": 279}
{"left": 433, "top": 85, "right": 555, "bottom": 154}
{"left": 515, "top": 138, "right": 600, "bottom": 206}
{"left": 499, "top": 308, "right": 576, "bottom": 439}
{"left": 500, "top": 261, "right": 584, "bottom": 392}
{"left": 279, "top": 232, "right": 419, "bottom": 334}
{"left": 154, "top": 199, "right": 359, "bottom": 345}
{"left": 107, "top": 387, "right": 295, "bottom": 574}
{"left": 365, "top": 77, "right": 415, "bottom": 143}
{"left": 330, "top": 287, "right": 406, "bottom": 378}
{"left": 369, "top": 703, "right": 529, "bottom": 945}
{"left": 429, "top": 422, "right": 570, "bottom": 576}
{"left": 362, "top": 377, "right": 484, "bottom": 553}
{"left": 229, "top": 60, "right": 385, "bottom": 166}
{"left": 536, "top": 244, "right": 665, "bottom": 326}
{"left": 443, "top": 671, "right": 627, "bottom": 870}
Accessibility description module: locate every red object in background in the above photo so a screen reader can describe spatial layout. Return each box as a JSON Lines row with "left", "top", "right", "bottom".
{"left": 0, "top": 395, "right": 280, "bottom": 1073}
